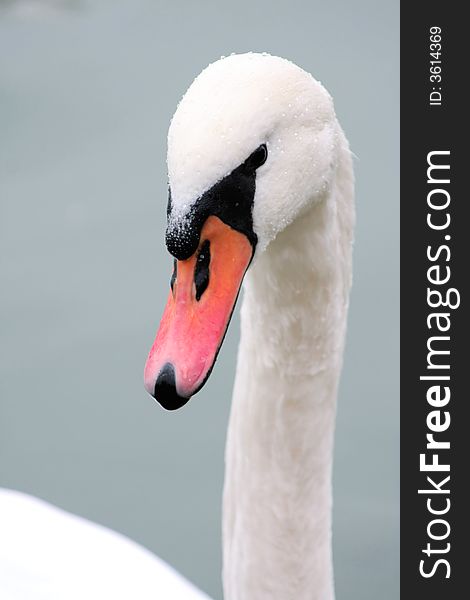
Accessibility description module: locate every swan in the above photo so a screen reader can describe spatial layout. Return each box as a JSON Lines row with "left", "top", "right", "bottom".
{"left": 0, "top": 53, "right": 354, "bottom": 600}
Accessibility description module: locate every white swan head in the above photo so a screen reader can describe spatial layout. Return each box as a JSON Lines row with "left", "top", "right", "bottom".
{"left": 144, "top": 53, "right": 341, "bottom": 409}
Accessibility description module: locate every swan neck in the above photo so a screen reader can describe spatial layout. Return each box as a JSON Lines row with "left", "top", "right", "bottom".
{"left": 223, "top": 183, "right": 353, "bottom": 600}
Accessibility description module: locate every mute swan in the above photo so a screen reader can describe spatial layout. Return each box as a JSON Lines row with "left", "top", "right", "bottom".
{"left": 0, "top": 53, "right": 354, "bottom": 600}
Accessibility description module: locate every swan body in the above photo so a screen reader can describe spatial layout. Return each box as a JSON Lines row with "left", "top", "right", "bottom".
{"left": 0, "top": 488, "right": 211, "bottom": 600}
{"left": 1, "top": 53, "right": 354, "bottom": 600}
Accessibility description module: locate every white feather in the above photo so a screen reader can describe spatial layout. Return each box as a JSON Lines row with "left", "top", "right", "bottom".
{"left": 0, "top": 488, "right": 211, "bottom": 600}
{"left": 167, "top": 52, "right": 339, "bottom": 253}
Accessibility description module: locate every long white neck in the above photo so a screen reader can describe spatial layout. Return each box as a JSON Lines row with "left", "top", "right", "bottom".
{"left": 222, "top": 133, "right": 354, "bottom": 600}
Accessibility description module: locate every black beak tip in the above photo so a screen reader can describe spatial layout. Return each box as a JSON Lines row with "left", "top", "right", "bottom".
{"left": 152, "top": 363, "right": 190, "bottom": 411}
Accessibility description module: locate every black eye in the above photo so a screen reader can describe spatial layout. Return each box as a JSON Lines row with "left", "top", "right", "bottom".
{"left": 167, "top": 186, "right": 173, "bottom": 218}
{"left": 245, "top": 144, "right": 268, "bottom": 171}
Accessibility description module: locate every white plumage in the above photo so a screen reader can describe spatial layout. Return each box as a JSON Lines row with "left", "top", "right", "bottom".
{"left": 0, "top": 53, "right": 354, "bottom": 600}
{"left": 0, "top": 488, "right": 211, "bottom": 600}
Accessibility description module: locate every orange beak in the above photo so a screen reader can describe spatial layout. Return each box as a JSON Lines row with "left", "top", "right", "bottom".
{"left": 144, "top": 216, "right": 253, "bottom": 409}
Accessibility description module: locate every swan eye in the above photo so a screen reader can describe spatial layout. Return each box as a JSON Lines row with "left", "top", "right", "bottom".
{"left": 194, "top": 240, "right": 211, "bottom": 301}
{"left": 246, "top": 144, "right": 268, "bottom": 170}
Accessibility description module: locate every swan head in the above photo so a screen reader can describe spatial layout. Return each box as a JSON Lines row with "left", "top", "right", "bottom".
{"left": 144, "top": 52, "right": 340, "bottom": 409}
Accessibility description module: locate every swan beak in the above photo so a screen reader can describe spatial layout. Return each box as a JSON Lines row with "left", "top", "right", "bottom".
{"left": 144, "top": 215, "right": 253, "bottom": 410}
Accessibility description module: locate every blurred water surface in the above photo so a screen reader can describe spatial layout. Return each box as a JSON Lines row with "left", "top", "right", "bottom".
{"left": 0, "top": 1, "right": 399, "bottom": 598}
